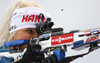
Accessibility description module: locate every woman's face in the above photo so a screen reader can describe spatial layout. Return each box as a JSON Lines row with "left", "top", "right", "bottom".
{"left": 11, "top": 28, "right": 40, "bottom": 50}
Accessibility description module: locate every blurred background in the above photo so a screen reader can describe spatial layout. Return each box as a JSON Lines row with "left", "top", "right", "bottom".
{"left": 0, "top": 0, "right": 100, "bottom": 63}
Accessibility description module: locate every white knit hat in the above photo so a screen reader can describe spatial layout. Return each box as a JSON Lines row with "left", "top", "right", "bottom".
{"left": 9, "top": 7, "right": 51, "bottom": 34}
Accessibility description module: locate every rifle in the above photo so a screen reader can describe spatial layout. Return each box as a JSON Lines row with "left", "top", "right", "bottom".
{"left": 0, "top": 18, "right": 100, "bottom": 63}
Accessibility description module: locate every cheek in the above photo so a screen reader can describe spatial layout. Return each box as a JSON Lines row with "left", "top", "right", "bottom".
{"left": 14, "top": 32, "right": 32, "bottom": 40}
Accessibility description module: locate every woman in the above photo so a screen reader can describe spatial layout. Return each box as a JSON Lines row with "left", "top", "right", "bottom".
{"left": 0, "top": 0, "right": 58, "bottom": 63}
{"left": 0, "top": 0, "right": 43, "bottom": 47}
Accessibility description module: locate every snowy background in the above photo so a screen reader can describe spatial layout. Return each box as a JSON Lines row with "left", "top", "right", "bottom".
{"left": 0, "top": 0, "right": 100, "bottom": 63}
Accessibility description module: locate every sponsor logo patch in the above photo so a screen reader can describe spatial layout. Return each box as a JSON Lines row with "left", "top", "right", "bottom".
{"left": 85, "top": 35, "right": 99, "bottom": 43}
{"left": 15, "top": 55, "right": 23, "bottom": 61}
{"left": 22, "top": 15, "right": 46, "bottom": 22}
{"left": 51, "top": 33, "right": 73, "bottom": 45}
